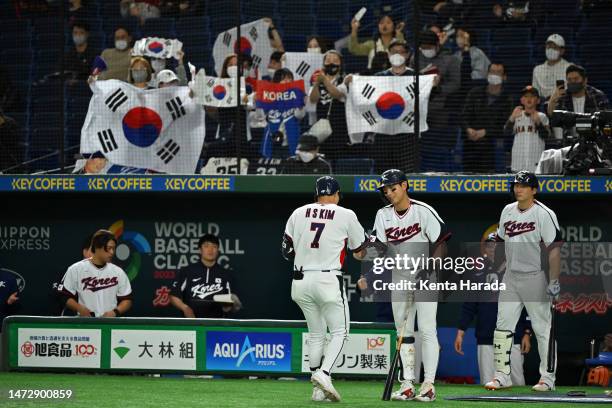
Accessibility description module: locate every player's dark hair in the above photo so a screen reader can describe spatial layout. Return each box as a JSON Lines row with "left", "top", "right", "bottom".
{"left": 90, "top": 230, "right": 117, "bottom": 252}
{"left": 198, "top": 234, "right": 220, "bottom": 248}
{"left": 82, "top": 234, "right": 94, "bottom": 251}
{"left": 566, "top": 64, "right": 587, "bottom": 79}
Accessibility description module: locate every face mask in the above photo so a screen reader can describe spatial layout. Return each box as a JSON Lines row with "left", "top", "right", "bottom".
{"left": 421, "top": 48, "right": 437, "bottom": 59}
{"left": 389, "top": 53, "right": 405, "bottom": 67}
{"left": 487, "top": 74, "right": 503, "bottom": 85}
{"left": 324, "top": 64, "right": 340, "bottom": 75}
{"left": 115, "top": 40, "right": 128, "bottom": 51}
{"left": 227, "top": 66, "right": 238, "bottom": 78}
{"left": 131, "top": 69, "right": 148, "bottom": 83}
{"left": 151, "top": 59, "right": 165, "bottom": 72}
{"left": 308, "top": 47, "right": 321, "bottom": 54}
{"left": 297, "top": 151, "right": 316, "bottom": 163}
{"left": 567, "top": 82, "right": 584, "bottom": 94}
{"left": 268, "top": 68, "right": 276, "bottom": 78}
{"left": 545, "top": 48, "right": 560, "bottom": 61}
{"left": 73, "top": 34, "right": 86, "bottom": 46}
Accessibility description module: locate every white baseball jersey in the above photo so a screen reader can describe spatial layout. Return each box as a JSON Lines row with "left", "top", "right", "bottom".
{"left": 58, "top": 259, "right": 132, "bottom": 316}
{"left": 511, "top": 112, "right": 549, "bottom": 172}
{"left": 497, "top": 200, "right": 561, "bottom": 274}
{"left": 284, "top": 203, "right": 366, "bottom": 272}
{"left": 373, "top": 199, "right": 448, "bottom": 268}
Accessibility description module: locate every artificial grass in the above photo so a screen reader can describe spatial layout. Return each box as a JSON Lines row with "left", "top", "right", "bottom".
{"left": 0, "top": 372, "right": 608, "bottom": 408}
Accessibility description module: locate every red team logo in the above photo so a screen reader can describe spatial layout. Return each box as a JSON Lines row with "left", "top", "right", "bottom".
{"left": 21, "top": 341, "right": 34, "bottom": 357}
{"left": 385, "top": 223, "right": 422, "bottom": 242}
{"left": 503, "top": 221, "right": 536, "bottom": 237}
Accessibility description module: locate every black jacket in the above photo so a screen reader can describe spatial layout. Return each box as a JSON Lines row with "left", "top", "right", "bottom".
{"left": 280, "top": 155, "right": 332, "bottom": 175}
{"left": 171, "top": 262, "right": 235, "bottom": 318}
{"left": 461, "top": 85, "right": 514, "bottom": 143}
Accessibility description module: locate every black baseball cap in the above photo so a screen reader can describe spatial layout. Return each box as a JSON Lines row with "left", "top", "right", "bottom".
{"left": 418, "top": 30, "right": 439, "bottom": 46}
{"left": 520, "top": 85, "right": 540, "bottom": 98}
{"left": 297, "top": 134, "right": 319, "bottom": 151}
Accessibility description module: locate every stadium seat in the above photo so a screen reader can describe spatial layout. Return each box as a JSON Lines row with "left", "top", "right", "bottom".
{"left": 344, "top": 54, "right": 368, "bottom": 74}
{"left": 141, "top": 17, "right": 177, "bottom": 38}
{"left": 278, "top": 1, "right": 312, "bottom": 18}
{"left": 0, "top": 19, "right": 31, "bottom": 36}
{"left": 29, "top": 127, "right": 63, "bottom": 153}
{"left": 282, "top": 35, "right": 307, "bottom": 52}
{"left": 333, "top": 158, "right": 375, "bottom": 175}
{"left": 317, "top": 18, "right": 350, "bottom": 40}
{"left": 491, "top": 28, "right": 531, "bottom": 47}
{"left": 282, "top": 15, "right": 316, "bottom": 37}
{"left": 180, "top": 30, "right": 211, "bottom": 52}
{"left": 1, "top": 49, "right": 33, "bottom": 65}
{"left": 243, "top": 0, "right": 278, "bottom": 16}
{"left": 176, "top": 16, "right": 210, "bottom": 36}
{"left": 30, "top": 113, "right": 63, "bottom": 131}
{"left": 316, "top": 0, "right": 349, "bottom": 17}
{"left": 4, "top": 64, "right": 32, "bottom": 83}
{"left": 102, "top": 17, "right": 140, "bottom": 39}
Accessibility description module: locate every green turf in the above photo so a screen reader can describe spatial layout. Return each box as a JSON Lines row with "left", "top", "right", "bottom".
{"left": 0, "top": 373, "right": 608, "bottom": 408}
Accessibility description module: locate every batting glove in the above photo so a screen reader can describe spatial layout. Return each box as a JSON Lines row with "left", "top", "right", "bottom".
{"left": 546, "top": 279, "right": 560, "bottom": 299}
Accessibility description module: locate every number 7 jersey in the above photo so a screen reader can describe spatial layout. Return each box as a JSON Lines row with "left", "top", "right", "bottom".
{"left": 284, "top": 203, "right": 366, "bottom": 272}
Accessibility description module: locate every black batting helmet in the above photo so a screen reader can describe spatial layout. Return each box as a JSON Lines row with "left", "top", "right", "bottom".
{"left": 315, "top": 176, "right": 340, "bottom": 197}
{"left": 378, "top": 169, "right": 408, "bottom": 191}
{"left": 510, "top": 170, "right": 538, "bottom": 189}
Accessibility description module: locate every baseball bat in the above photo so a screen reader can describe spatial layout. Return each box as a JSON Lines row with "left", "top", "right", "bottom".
{"left": 546, "top": 302, "right": 556, "bottom": 373}
{"left": 382, "top": 316, "right": 409, "bottom": 401}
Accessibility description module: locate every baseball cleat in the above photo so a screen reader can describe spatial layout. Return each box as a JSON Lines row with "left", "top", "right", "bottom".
{"left": 311, "top": 370, "right": 341, "bottom": 402}
{"left": 414, "top": 382, "right": 436, "bottom": 402}
{"left": 391, "top": 381, "right": 416, "bottom": 401}
{"left": 312, "top": 386, "right": 331, "bottom": 402}
{"left": 484, "top": 378, "right": 512, "bottom": 390}
{"left": 532, "top": 381, "right": 555, "bottom": 392}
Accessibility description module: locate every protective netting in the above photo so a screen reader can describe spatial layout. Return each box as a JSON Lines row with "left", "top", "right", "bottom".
{"left": 1, "top": 0, "right": 611, "bottom": 175}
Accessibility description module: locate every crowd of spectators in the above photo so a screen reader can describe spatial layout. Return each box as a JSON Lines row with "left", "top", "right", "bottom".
{"left": 1, "top": 0, "right": 611, "bottom": 175}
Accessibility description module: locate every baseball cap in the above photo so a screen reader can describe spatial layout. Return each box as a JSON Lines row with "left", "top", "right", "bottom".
{"left": 389, "top": 38, "right": 410, "bottom": 52}
{"left": 297, "top": 134, "right": 319, "bottom": 151}
{"left": 520, "top": 85, "right": 540, "bottom": 98}
{"left": 546, "top": 34, "right": 565, "bottom": 48}
{"left": 157, "top": 69, "right": 179, "bottom": 84}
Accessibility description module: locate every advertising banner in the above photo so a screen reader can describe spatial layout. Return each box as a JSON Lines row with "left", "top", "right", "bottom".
{"left": 17, "top": 328, "right": 101, "bottom": 368}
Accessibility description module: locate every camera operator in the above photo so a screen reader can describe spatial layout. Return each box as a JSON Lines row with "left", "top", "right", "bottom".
{"left": 547, "top": 64, "right": 609, "bottom": 118}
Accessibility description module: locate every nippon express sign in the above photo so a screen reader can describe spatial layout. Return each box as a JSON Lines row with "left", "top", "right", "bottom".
{"left": 205, "top": 331, "right": 291, "bottom": 372}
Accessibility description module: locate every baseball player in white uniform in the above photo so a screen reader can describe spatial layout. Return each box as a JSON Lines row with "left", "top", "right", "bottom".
{"left": 58, "top": 229, "right": 133, "bottom": 317}
{"left": 485, "top": 171, "right": 562, "bottom": 392}
{"left": 359, "top": 169, "right": 450, "bottom": 402}
{"left": 282, "top": 176, "right": 367, "bottom": 402}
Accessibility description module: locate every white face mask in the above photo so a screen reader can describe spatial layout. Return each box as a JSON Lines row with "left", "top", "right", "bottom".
{"left": 307, "top": 47, "right": 321, "bottom": 54}
{"left": 421, "top": 48, "right": 437, "bottom": 59}
{"left": 151, "top": 59, "right": 166, "bottom": 72}
{"left": 268, "top": 68, "right": 276, "bottom": 78}
{"left": 545, "top": 48, "right": 560, "bottom": 61}
{"left": 227, "top": 66, "right": 238, "bottom": 78}
{"left": 297, "top": 151, "right": 316, "bottom": 163}
{"left": 73, "top": 34, "right": 87, "bottom": 46}
{"left": 115, "top": 40, "right": 128, "bottom": 51}
{"left": 389, "top": 53, "right": 405, "bottom": 67}
{"left": 487, "top": 74, "right": 503, "bottom": 85}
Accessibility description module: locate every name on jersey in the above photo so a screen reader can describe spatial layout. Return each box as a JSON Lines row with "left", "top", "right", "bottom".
{"left": 81, "top": 276, "right": 119, "bottom": 292}
{"left": 515, "top": 124, "right": 537, "bottom": 133}
{"left": 305, "top": 208, "right": 335, "bottom": 220}
{"left": 385, "top": 223, "right": 422, "bottom": 242}
{"left": 504, "top": 221, "right": 536, "bottom": 237}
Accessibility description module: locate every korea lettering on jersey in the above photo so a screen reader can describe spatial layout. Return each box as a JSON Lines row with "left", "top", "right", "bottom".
{"left": 346, "top": 75, "right": 435, "bottom": 137}
{"left": 496, "top": 200, "right": 562, "bottom": 273}
{"left": 284, "top": 204, "right": 366, "bottom": 272}
{"left": 213, "top": 19, "right": 272, "bottom": 78}
{"left": 58, "top": 259, "right": 132, "bottom": 317}
{"left": 80, "top": 79, "right": 206, "bottom": 174}
{"left": 373, "top": 200, "right": 447, "bottom": 272}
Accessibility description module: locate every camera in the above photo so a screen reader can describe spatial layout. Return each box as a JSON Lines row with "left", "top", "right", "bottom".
{"left": 550, "top": 110, "right": 612, "bottom": 174}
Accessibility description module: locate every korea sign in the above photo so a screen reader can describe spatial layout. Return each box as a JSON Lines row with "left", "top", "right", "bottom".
{"left": 301, "top": 332, "right": 391, "bottom": 375}
{"left": 110, "top": 329, "right": 196, "bottom": 370}
{"left": 17, "top": 328, "right": 101, "bottom": 368}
